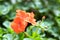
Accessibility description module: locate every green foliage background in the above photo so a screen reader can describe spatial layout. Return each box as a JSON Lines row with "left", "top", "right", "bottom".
{"left": 0, "top": 0, "right": 60, "bottom": 40}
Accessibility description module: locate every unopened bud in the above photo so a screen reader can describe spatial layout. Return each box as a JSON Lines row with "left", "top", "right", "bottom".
{"left": 42, "top": 16, "right": 46, "bottom": 19}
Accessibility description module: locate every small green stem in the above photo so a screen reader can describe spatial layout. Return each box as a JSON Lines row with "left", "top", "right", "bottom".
{"left": 24, "top": 32, "right": 31, "bottom": 38}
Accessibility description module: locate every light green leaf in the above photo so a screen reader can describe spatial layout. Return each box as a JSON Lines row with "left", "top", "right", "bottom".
{"left": 53, "top": 10, "right": 60, "bottom": 17}
{"left": 3, "top": 34, "right": 13, "bottom": 40}
{"left": 0, "top": 2, "right": 12, "bottom": 15}
{"left": 3, "top": 21, "right": 10, "bottom": 28}
{"left": 24, "top": 38, "right": 33, "bottom": 40}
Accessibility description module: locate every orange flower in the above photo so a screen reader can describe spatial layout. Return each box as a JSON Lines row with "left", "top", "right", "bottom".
{"left": 11, "top": 10, "right": 36, "bottom": 34}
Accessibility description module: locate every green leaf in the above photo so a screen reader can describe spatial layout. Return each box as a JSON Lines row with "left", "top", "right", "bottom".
{"left": 3, "top": 34, "right": 13, "bottom": 40}
{"left": 18, "top": 33, "right": 24, "bottom": 40}
{"left": 24, "top": 38, "right": 33, "bottom": 40}
{"left": 0, "top": 28, "right": 4, "bottom": 37}
{"left": 0, "top": 0, "right": 3, "bottom": 1}
{"left": 7, "top": 11, "right": 16, "bottom": 20}
{"left": 3, "top": 20, "right": 10, "bottom": 28}
{"left": 47, "top": 38, "right": 56, "bottom": 40}
{"left": 40, "top": 19, "right": 54, "bottom": 27}
{"left": 3, "top": 34, "right": 19, "bottom": 40}
{"left": 0, "top": 2, "right": 12, "bottom": 15}
{"left": 55, "top": 17, "right": 60, "bottom": 26}
{"left": 3, "top": 20, "right": 14, "bottom": 33}
{"left": 33, "top": 0, "right": 42, "bottom": 9}
{"left": 26, "top": 26, "right": 32, "bottom": 36}
{"left": 53, "top": 10, "right": 60, "bottom": 17}
{"left": 10, "top": 0, "right": 16, "bottom": 4}
{"left": 34, "top": 36, "right": 42, "bottom": 40}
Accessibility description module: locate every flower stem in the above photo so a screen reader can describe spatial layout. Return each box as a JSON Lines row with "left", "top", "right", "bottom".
{"left": 24, "top": 32, "right": 31, "bottom": 38}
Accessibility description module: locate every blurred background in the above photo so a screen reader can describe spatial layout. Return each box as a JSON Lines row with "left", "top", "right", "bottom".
{"left": 0, "top": 0, "right": 60, "bottom": 40}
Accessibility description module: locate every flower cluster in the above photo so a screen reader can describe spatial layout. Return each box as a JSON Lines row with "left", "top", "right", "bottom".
{"left": 11, "top": 10, "right": 36, "bottom": 34}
